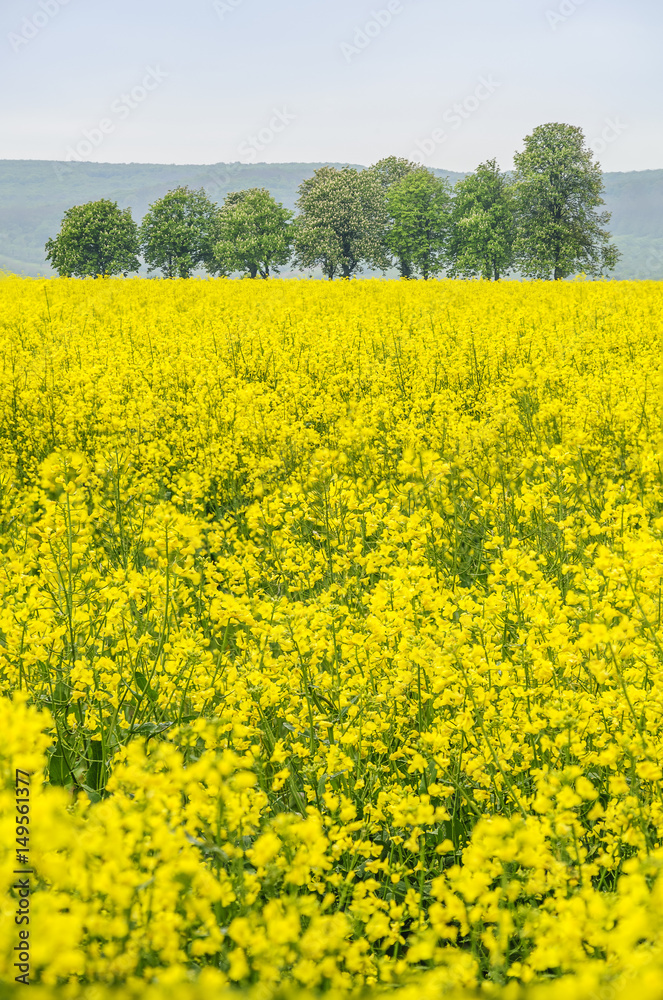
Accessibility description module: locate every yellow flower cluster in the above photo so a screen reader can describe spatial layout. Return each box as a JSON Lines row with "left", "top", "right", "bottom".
{"left": 1, "top": 274, "right": 663, "bottom": 999}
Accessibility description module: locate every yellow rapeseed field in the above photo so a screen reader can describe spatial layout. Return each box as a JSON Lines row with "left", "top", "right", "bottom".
{"left": 1, "top": 275, "right": 663, "bottom": 1000}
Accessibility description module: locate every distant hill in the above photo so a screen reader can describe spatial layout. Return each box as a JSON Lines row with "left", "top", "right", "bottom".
{"left": 0, "top": 159, "right": 661, "bottom": 279}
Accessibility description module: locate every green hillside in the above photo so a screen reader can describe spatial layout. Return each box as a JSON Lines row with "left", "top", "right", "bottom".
{"left": 599, "top": 170, "right": 663, "bottom": 279}
{"left": 0, "top": 159, "right": 660, "bottom": 278}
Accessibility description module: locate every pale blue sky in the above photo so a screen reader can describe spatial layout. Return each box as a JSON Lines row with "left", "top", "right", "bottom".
{"left": 2, "top": 0, "right": 660, "bottom": 171}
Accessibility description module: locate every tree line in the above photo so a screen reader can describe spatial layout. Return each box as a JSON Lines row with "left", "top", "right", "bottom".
{"left": 45, "top": 123, "right": 620, "bottom": 282}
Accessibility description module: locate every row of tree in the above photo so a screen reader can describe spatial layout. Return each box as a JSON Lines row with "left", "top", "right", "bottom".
{"left": 45, "top": 123, "right": 620, "bottom": 282}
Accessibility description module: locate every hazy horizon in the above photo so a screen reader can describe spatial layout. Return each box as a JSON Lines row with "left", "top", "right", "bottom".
{"left": 2, "top": 157, "right": 662, "bottom": 177}
{"left": 2, "top": 0, "right": 661, "bottom": 174}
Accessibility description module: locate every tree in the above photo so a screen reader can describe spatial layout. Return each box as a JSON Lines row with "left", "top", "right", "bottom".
{"left": 293, "top": 166, "right": 388, "bottom": 279}
{"left": 211, "top": 188, "right": 293, "bottom": 278}
{"left": 385, "top": 168, "right": 451, "bottom": 279}
{"left": 513, "top": 123, "right": 620, "bottom": 280}
{"left": 140, "top": 186, "right": 218, "bottom": 278}
{"left": 369, "top": 156, "right": 421, "bottom": 277}
{"left": 448, "top": 159, "right": 515, "bottom": 280}
{"left": 369, "top": 155, "right": 420, "bottom": 193}
{"left": 45, "top": 200, "right": 140, "bottom": 278}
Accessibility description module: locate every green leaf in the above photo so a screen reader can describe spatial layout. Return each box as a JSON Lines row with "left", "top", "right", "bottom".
{"left": 85, "top": 739, "right": 104, "bottom": 793}
{"left": 78, "top": 783, "right": 102, "bottom": 804}
{"left": 48, "top": 745, "right": 69, "bottom": 786}
{"left": 131, "top": 722, "right": 174, "bottom": 737}
{"left": 134, "top": 672, "right": 157, "bottom": 703}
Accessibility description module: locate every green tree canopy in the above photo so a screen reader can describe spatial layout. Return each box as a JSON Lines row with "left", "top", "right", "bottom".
{"left": 448, "top": 159, "right": 515, "bottom": 280}
{"left": 293, "top": 166, "right": 388, "bottom": 279}
{"left": 386, "top": 168, "right": 451, "bottom": 279}
{"left": 369, "top": 156, "right": 420, "bottom": 193}
{"left": 140, "top": 186, "right": 218, "bottom": 278}
{"left": 211, "top": 188, "right": 293, "bottom": 279}
{"left": 45, "top": 199, "right": 140, "bottom": 278}
{"left": 513, "top": 122, "right": 620, "bottom": 280}
{"left": 369, "top": 157, "right": 421, "bottom": 277}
